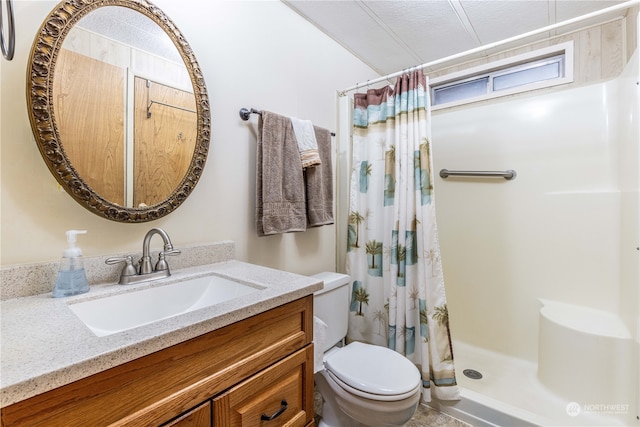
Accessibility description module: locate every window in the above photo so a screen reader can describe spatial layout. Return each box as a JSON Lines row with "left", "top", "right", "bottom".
{"left": 433, "top": 76, "right": 488, "bottom": 105}
{"left": 430, "top": 42, "right": 573, "bottom": 108}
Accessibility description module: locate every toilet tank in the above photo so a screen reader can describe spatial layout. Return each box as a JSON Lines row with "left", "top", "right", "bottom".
{"left": 312, "top": 272, "right": 350, "bottom": 352}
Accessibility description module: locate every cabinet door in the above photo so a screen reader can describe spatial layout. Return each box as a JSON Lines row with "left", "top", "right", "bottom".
{"left": 213, "top": 346, "right": 313, "bottom": 427}
{"left": 163, "top": 401, "right": 211, "bottom": 427}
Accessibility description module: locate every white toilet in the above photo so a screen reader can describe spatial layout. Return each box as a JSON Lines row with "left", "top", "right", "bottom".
{"left": 312, "top": 272, "right": 422, "bottom": 427}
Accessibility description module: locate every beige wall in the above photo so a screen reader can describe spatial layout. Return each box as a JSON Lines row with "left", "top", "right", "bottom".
{"left": 0, "top": 1, "right": 379, "bottom": 276}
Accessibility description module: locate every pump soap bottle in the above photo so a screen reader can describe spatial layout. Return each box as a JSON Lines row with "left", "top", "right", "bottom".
{"left": 53, "top": 230, "right": 90, "bottom": 298}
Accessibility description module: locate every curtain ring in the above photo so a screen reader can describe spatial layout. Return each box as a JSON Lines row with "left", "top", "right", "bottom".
{"left": 1, "top": 0, "right": 15, "bottom": 61}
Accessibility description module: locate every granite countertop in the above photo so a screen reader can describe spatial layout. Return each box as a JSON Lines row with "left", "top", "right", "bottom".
{"left": 0, "top": 260, "right": 322, "bottom": 407}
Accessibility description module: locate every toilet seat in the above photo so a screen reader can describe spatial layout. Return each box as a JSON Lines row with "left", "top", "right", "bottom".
{"left": 325, "top": 369, "right": 421, "bottom": 402}
{"left": 324, "top": 342, "right": 421, "bottom": 402}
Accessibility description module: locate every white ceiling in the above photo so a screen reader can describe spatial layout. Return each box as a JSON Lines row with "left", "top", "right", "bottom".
{"left": 283, "top": 0, "right": 631, "bottom": 76}
{"left": 76, "top": 6, "right": 182, "bottom": 62}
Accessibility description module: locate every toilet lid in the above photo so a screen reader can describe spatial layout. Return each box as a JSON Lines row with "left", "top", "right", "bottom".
{"left": 325, "top": 341, "right": 421, "bottom": 396}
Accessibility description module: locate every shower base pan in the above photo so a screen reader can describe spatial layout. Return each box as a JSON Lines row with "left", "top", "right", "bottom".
{"left": 428, "top": 339, "right": 630, "bottom": 426}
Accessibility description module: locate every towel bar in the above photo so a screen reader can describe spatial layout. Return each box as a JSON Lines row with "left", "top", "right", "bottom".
{"left": 439, "top": 169, "right": 517, "bottom": 180}
{"left": 239, "top": 107, "right": 260, "bottom": 121}
{"left": 239, "top": 107, "right": 335, "bottom": 136}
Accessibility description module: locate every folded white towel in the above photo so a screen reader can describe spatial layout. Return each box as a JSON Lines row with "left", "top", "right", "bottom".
{"left": 291, "top": 117, "right": 321, "bottom": 168}
{"left": 313, "top": 316, "right": 328, "bottom": 373}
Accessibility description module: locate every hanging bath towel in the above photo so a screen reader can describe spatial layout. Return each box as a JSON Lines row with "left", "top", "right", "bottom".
{"left": 305, "top": 125, "right": 334, "bottom": 227}
{"left": 256, "top": 111, "right": 307, "bottom": 236}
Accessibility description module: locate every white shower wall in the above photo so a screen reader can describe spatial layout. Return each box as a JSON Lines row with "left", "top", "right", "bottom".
{"left": 431, "top": 67, "right": 636, "bottom": 363}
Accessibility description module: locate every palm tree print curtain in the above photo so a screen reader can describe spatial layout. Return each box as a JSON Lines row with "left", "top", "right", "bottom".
{"left": 346, "top": 70, "right": 459, "bottom": 402}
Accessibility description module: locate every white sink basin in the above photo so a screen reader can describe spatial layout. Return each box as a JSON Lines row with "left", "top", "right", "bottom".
{"left": 69, "top": 275, "right": 262, "bottom": 337}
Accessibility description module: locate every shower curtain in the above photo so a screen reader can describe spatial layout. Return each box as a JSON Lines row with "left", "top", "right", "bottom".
{"left": 345, "top": 69, "right": 459, "bottom": 402}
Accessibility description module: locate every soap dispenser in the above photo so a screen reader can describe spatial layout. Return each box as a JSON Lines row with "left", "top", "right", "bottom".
{"left": 53, "top": 230, "right": 90, "bottom": 298}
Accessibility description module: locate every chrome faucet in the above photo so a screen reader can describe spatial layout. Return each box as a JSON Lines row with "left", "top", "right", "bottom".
{"left": 105, "top": 228, "right": 181, "bottom": 285}
{"left": 139, "top": 228, "right": 180, "bottom": 274}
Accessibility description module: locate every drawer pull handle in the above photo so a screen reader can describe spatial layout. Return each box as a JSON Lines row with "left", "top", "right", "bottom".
{"left": 261, "top": 400, "right": 288, "bottom": 421}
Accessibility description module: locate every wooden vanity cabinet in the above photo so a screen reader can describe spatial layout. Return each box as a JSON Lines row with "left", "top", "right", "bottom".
{"left": 1, "top": 296, "right": 315, "bottom": 427}
{"left": 162, "top": 402, "right": 211, "bottom": 426}
{"left": 213, "top": 346, "right": 312, "bottom": 427}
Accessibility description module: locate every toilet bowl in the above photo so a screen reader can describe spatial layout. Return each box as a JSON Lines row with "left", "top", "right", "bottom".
{"left": 312, "top": 272, "right": 422, "bottom": 427}
{"left": 315, "top": 342, "right": 422, "bottom": 427}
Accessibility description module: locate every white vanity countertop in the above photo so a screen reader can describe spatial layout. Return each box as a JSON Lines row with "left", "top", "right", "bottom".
{"left": 0, "top": 260, "right": 323, "bottom": 407}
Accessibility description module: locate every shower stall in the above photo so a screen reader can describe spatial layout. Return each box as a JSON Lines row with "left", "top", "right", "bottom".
{"left": 337, "top": 8, "right": 639, "bottom": 427}
{"left": 426, "top": 46, "right": 639, "bottom": 426}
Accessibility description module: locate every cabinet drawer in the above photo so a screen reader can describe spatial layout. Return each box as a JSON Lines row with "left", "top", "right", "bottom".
{"left": 214, "top": 346, "right": 313, "bottom": 427}
{"left": 162, "top": 401, "right": 211, "bottom": 426}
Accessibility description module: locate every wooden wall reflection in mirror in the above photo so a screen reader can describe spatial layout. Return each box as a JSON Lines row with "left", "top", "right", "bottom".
{"left": 27, "top": 0, "right": 210, "bottom": 222}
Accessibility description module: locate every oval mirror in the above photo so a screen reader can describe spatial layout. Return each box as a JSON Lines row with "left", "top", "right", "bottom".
{"left": 27, "top": 0, "right": 210, "bottom": 222}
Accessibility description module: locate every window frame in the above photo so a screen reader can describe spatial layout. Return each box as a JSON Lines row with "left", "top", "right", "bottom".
{"left": 430, "top": 41, "right": 574, "bottom": 109}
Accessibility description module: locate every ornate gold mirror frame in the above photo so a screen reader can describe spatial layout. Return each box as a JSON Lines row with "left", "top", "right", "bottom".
{"left": 27, "top": 0, "right": 210, "bottom": 222}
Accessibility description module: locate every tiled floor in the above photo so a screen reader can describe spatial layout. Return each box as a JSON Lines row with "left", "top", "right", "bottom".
{"left": 314, "top": 391, "right": 471, "bottom": 426}
{"left": 405, "top": 404, "right": 471, "bottom": 427}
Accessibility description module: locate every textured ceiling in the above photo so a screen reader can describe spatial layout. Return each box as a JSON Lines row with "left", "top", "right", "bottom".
{"left": 75, "top": 6, "right": 182, "bottom": 63}
{"left": 283, "top": 0, "right": 630, "bottom": 76}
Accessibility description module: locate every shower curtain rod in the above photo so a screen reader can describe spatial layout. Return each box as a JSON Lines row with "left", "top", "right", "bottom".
{"left": 338, "top": 0, "right": 639, "bottom": 96}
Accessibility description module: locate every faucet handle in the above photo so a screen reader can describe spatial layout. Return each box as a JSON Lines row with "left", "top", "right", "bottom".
{"left": 105, "top": 256, "right": 139, "bottom": 282}
{"left": 154, "top": 249, "right": 180, "bottom": 272}
{"left": 155, "top": 252, "right": 169, "bottom": 272}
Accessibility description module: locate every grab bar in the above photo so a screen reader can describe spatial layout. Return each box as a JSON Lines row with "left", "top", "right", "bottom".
{"left": 439, "top": 169, "right": 517, "bottom": 180}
